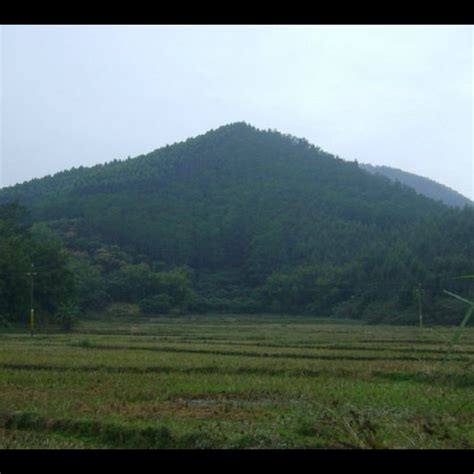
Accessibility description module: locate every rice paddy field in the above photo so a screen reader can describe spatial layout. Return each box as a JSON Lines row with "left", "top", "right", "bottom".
{"left": 0, "top": 314, "right": 473, "bottom": 449}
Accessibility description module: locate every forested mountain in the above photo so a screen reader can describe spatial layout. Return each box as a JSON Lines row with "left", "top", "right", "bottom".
{"left": 360, "top": 163, "right": 473, "bottom": 208}
{"left": 1, "top": 123, "right": 473, "bottom": 324}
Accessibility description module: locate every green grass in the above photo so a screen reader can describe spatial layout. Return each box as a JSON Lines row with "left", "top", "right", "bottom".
{"left": 1, "top": 314, "right": 473, "bottom": 449}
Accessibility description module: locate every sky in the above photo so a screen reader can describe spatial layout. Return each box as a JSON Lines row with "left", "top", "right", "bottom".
{"left": 1, "top": 25, "right": 473, "bottom": 199}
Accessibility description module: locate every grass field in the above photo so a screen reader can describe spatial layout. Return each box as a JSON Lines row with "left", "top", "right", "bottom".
{"left": 1, "top": 314, "right": 473, "bottom": 449}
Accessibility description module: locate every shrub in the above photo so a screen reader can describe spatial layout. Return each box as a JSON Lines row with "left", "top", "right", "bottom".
{"left": 0, "top": 314, "right": 12, "bottom": 328}
{"left": 139, "top": 294, "right": 173, "bottom": 315}
{"left": 54, "top": 301, "right": 80, "bottom": 331}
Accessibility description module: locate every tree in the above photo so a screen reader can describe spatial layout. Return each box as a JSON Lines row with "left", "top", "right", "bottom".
{"left": 0, "top": 204, "right": 74, "bottom": 323}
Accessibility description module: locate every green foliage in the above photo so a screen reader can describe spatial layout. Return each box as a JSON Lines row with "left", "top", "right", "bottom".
{"left": 68, "top": 258, "right": 111, "bottom": 311}
{"left": 54, "top": 301, "right": 80, "bottom": 331}
{"left": 139, "top": 294, "right": 174, "bottom": 314}
{"left": 443, "top": 285, "right": 474, "bottom": 360}
{"left": 108, "top": 264, "right": 195, "bottom": 313}
{"left": 0, "top": 124, "right": 472, "bottom": 324}
{"left": 108, "top": 263, "right": 157, "bottom": 302}
{"left": 0, "top": 314, "right": 12, "bottom": 329}
{"left": 0, "top": 204, "right": 74, "bottom": 323}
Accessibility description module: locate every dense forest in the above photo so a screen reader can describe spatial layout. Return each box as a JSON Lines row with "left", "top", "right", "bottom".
{"left": 0, "top": 203, "right": 74, "bottom": 328}
{"left": 360, "top": 163, "right": 473, "bottom": 208}
{"left": 1, "top": 123, "right": 473, "bottom": 325}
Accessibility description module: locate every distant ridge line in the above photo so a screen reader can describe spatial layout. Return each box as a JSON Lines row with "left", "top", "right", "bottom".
{"left": 359, "top": 163, "right": 473, "bottom": 208}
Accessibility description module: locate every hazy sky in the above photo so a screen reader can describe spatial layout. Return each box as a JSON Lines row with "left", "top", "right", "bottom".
{"left": 1, "top": 25, "right": 473, "bottom": 199}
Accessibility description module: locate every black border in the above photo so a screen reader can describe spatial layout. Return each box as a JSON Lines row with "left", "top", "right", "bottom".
{"left": 1, "top": 448, "right": 474, "bottom": 473}
{"left": 1, "top": 4, "right": 474, "bottom": 24}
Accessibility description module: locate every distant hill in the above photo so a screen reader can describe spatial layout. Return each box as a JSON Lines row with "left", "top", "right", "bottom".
{"left": 359, "top": 163, "right": 472, "bottom": 208}
{"left": 1, "top": 122, "right": 473, "bottom": 323}
{"left": 0, "top": 123, "right": 448, "bottom": 271}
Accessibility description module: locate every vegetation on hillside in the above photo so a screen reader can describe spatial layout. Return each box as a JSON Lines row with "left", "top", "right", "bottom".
{"left": 1, "top": 123, "right": 472, "bottom": 324}
{"left": 0, "top": 204, "right": 73, "bottom": 326}
{"left": 360, "top": 163, "right": 473, "bottom": 208}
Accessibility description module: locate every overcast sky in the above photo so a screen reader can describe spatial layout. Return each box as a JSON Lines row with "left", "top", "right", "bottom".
{"left": 1, "top": 25, "right": 472, "bottom": 199}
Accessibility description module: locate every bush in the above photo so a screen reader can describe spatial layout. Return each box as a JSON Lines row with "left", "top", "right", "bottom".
{"left": 427, "top": 297, "right": 470, "bottom": 325}
{"left": 362, "top": 299, "right": 398, "bottom": 325}
{"left": 139, "top": 294, "right": 173, "bottom": 315}
{"left": 54, "top": 301, "right": 80, "bottom": 331}
{"left": 0, "top": 314, "right": 12, "bottom": 328}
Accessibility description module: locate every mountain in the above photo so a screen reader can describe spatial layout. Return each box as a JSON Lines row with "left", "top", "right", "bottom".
{"left": 1, "top": 122, "right": 473, "bottom": 323}
{"left": 360, "top": 163, "right": 472, "bottom": 208}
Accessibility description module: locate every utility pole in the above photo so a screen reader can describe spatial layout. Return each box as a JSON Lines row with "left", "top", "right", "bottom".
{"left": 415, "top": 282, "right": 424, "bottom": 328}
{"left": 27, "top": 264, "right": 37, "bottom": 336}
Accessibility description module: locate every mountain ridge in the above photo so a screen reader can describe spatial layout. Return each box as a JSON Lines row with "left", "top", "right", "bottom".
{"left": 359, "top": 163, "right": 472, "bottom": 208}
